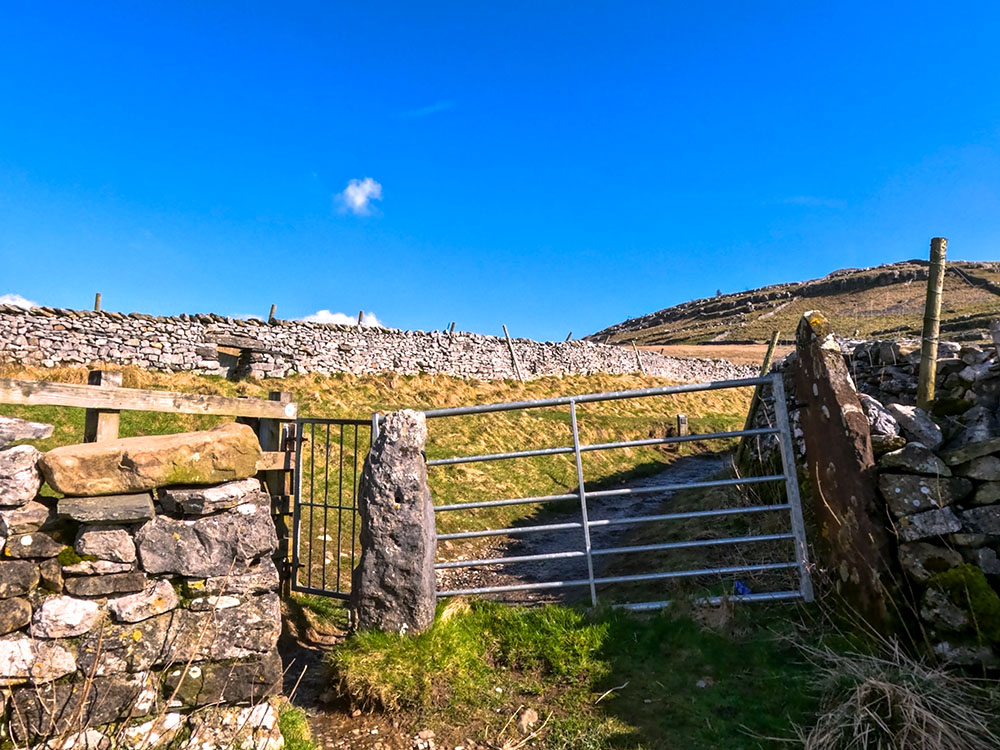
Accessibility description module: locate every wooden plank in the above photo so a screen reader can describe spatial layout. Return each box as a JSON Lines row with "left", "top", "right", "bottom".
{"left": 256, "top": 451, "right": 296, "bottom": 471}
{"left": 83, "top": 370, "right": 121, "bottom": 443}
{"left": 0, "top": 378, "right": 298, "bottom": 419}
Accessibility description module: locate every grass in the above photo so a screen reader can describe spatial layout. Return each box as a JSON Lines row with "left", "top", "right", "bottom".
{"left": 328, "top": 598, "right": 819, "bottom": 749}
{"left": 0, "top": 363, "right": 753, "bottom": 592}
{"left": 598, "top": 261, "right": 1000, "bottom": 346}
{"left": 277, "top": 702, "right": 318, "bottom": 750}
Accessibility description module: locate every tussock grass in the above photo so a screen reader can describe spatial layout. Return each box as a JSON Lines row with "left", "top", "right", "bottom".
{"left": 798, "top": 638, "right": 1000, "bottom": 750}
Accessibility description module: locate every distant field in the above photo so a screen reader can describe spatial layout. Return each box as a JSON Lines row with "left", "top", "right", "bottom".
{"left": 593, "top": 260, "right": 1000, "bottom": 346}
{"left": 641, "top": 343, "right": 794, "bottom": 367}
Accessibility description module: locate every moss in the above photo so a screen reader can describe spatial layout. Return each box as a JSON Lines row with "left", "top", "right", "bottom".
{"left": 930, "top": 564, "right": 1000, "bottom": 644}
{"left": 56, "top": 546, "right": 81, "bottom": 565}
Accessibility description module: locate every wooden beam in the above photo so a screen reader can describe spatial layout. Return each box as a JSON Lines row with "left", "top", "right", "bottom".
{"left": 83, "top": 370, "right": 121, "bottom": 443}
{"left": 256, "top": 451, "right": 296, "bottom": 471}
{"left": 0, "top": 378, "right": 298, "bottom": 419}
{"left": 502, "top": 324, "right": 525, "bottom": 382}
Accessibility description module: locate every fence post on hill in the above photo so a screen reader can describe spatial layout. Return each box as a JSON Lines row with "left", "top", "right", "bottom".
{"left": 83, "top": 369, "right": 122, "bottom": 443}
{"left": 93, "top": 293, "right": 101, "bottom": 312}
{"left": 631, "top": 341, "right": 646, "bottom": 374}
{"left": 735, "top": 330, "right": 780, "bottom": 468}
{"left": 917, "top": 237, "right": 947, "bottom": 410}
{"left": 257, "top": 390, "right": 294, "bottom": 597}
{"left": 502, "top": 325, "right": 525, "bottom": 381}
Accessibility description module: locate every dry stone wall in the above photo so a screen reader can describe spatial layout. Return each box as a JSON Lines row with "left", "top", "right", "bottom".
{"left": 0, "top": 304, "right": 756, "bottom": 382}
{"left": 0, "top": 419, "right": 284, "bottom": 748}
{"left": 777, "top": 319, "right": 1000, "bottom": 668}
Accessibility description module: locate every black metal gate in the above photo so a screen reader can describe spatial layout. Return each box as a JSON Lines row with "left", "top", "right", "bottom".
{"left": 291, "top": 417, "right": 372, "bottom": 599}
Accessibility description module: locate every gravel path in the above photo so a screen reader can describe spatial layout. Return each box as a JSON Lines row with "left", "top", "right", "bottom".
{"left": 435, "top": 452, "right": 728, "bottom": 605}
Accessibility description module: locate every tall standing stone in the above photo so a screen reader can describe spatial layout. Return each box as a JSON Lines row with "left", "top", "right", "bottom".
{"left": 794, "top": 311, "right": 897, "bottom": 633}
{"left": 352, "top": 410, "right": 437, "bottom": 634}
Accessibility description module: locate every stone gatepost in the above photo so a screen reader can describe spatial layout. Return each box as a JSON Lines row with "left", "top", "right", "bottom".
{"left": 352, "top": 410, "right": 437, "bottom": 634}
{"left": 794, "top": 311, "right": 898, "bottom": 632}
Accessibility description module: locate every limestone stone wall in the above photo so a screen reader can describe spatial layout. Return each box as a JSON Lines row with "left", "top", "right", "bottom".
{"left": 0, "top": 304, "right": 756, "bottom": 382}
{"left": 0, "top": 420, "right": 284, "bottom": 747}
{"left": 773, "top": 321, "right": 1000, "bottom": 667}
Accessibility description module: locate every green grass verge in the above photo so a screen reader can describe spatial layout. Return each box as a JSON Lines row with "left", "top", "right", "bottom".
{"left": 328, "top": 599, "right": 818, "bottom": 749}
{"left": 277, "top": 701, "right": 317, "bottom": 750}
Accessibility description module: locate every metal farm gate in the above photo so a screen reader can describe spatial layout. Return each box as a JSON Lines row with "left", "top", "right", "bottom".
{"left": 289, "top": 374, "right": 812, "bottom": 610}
{"left": 423, "top": 374, "right": 813, "bottom": 610}
{"left": 290, "top": 417, "right": 372, "bottom": 598}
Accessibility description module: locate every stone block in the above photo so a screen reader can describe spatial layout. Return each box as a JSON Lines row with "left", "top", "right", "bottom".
{"left": 31, "top": 595, "right": 101, "bottom": 638}
{"left": 0, "top": 445, "right": 43, "bottom": 507}
{"left": 158, "top": 477, "right": 262, "bottom": 515}
{"left": 0, "top": 560, "right": 39, "bottom": 598}
{"left": 108, "top": 579, "right": 179, "bottom": 623}
{"left": 0, "top": 597, "right": 31, "bottom": 636}
{"left": 40, "top": 423, "right": 262, "bottom": 496}
{"left": 64, "top": 572, "right": 147, "bottom": 597}
{"left": 63, "top": 559, "right": 134, "bottom": 576}
{"left": 58, "top": 492, "right": 155, "bottom": 523}
{"left": 135, "top": 491, "right": 276, "bottom": 577}
{"left": 897, "top": 507, "right": 962, "bottom": 542}
{"left": 0, "top": 496, "right": 58, "bottom": 535}
{"left": 38, "top": 557, "right": 63, "bottom": 592}
{"left": 9, "top": 673, "right": 157, "bottom": 743}
{"left": 5, "top": 530, "right": 69, "bottom": 560}
{"left": 161, "top": 650, "right": 282, "bottom": 707}
{"left": 920, "top": 587, "right": 968, "bottom": 631}
{"left": 878, "top": 474, "right": 971, "bottom": 518}
{"left": 898, "top": 542, "right": 963, "bottom": 583}
{"left": 75, "top": 525, "right": 137, "bottom": 563}
{"left": 0, "top": 634, "right": 75, "bottom": 686}
{"left": 884, "top": 404, "right": 943, "bottom": 450}
{"left": 0, "top": 415, "right": 53, "bottom": 449}
{"left": 877, "top": 442, "right": 950, "bottom": 476}
{"left": 859, "top": 394, "right": 900, "bottom": 436}
{"left": 959, "top": 506, "right": 1000, "bottom": 535}
{"left": 971, "top": 482, "right": 1000, "bottom": 505}
{"left": 953, "top": 455, "right": 1000, "bottom": 481}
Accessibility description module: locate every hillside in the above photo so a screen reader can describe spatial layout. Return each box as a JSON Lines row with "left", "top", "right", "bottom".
{"left": 589, "top": 259, "right": 1000, "bottom": 346}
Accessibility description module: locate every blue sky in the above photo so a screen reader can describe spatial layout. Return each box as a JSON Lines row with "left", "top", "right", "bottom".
{"left": 2, "top": 2, "right": 999, "bottom": 340}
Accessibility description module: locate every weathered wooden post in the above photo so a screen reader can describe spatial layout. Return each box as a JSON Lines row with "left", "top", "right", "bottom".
{"left": 565, "top": 331, "right": 573, "bottom": 341}
{"left": 631, "top": 341, "right": 646, "bottom": 374}
{"left": 83, "top": 369, "right": 121, "bottom": 442}
{"left": 93, "top": 293, "right": 102, "bottom": 312}
{"left": 268, "top": 304, "right": 277, "bottom": 323}
{"left": 676, "top": 414, "right": 688, "bottom": 437}
{"left": 916, "top": 237, "right": 947, "bottom": 410}
{"left": 735, "top": 330, "right": 780, "bottom": 468}
{"left": 257, "top": 390, "right": 294, "bottom": 597}
{"left": 502, "top": 324, "right": 525, "bottom": 382}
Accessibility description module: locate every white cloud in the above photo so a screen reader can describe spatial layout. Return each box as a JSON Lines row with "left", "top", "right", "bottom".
{"left": 302, "top": 310, "right": 383, "bottom": 327}
{"left": 0, "top": 293, "right": 37, "bottom": 308}
{"left": 337, "top": 177, "right": 383, "bottom": 216}
{"left": 400, "top": 100, "right": 454, "bottom": 119}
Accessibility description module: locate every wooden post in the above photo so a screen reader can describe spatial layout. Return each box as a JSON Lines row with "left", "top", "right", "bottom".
{"left": 257, "top": 391, "right": 294, "bottom": 597}
{"left": 917, "top": 237, "right": 947, "bottom": 410}
{"left": 565, "top": 332, "right": 573, "bottom": 341}
{"left": 268, "top": 304, "right": 276, "bottom": 323}
{"left": 990, "top": 319, "right": 1000, "bottom": 360}
{"left": 93, "top": 293, "right": 102, "bottom": 312}
{"left": 676, "top": 414, "right": 689, "bottom": 437}
{"left": 83, "top": 370, "right": 122, "bottom": 443}
{"left": 735, "top": 330, "right": 780, "bottom": 468}
{"left": 502, "top": 325, "right": 525, "bottom": 382}
{"left": 631, "top": 341, "right": 645, "bottom": 374}
{"left": 358, "top": 310, "right": 364, "bottom": 326}
{"left": 449, "top": 321, "right": 456, "bottom": 335}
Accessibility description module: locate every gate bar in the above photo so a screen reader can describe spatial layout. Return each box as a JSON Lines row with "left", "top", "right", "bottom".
{"left": 771, "top": 375, "right": 815, "bottom": 602}
{"left": 422, "top": 376, "right": 770, "bottom": 418}
{"left": 570, "top": 401, "right": 598, "bottom": 606}
{"left": 438, "top": 561, "right": 798, "bottom": 597}
{"left": 433, "top": 474, "right": 785, "bottom": 513}
{"left": 437, "top": 503, "right": 791, "bottom": 541}
{"left": 426, "top": 426, "right": 780, "bottom": 467}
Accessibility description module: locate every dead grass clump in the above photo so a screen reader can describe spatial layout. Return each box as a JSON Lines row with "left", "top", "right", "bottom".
{"left": 798, "top": 639, "right": 1000, "bottom": 750}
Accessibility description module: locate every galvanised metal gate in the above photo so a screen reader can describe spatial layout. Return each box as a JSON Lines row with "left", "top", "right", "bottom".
{"left": 291, "top": 417, "right": 372, "bottom": 598}
{"left": 423, "top": 374, "right": 813, "bottom": 610}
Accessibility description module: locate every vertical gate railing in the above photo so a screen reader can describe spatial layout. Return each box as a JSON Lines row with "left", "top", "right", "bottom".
{"left": 422, "top": 374, "right": 813, "bottom": 610}
{"left": 291, "top": 417, "right": 372, "bottom": 599}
